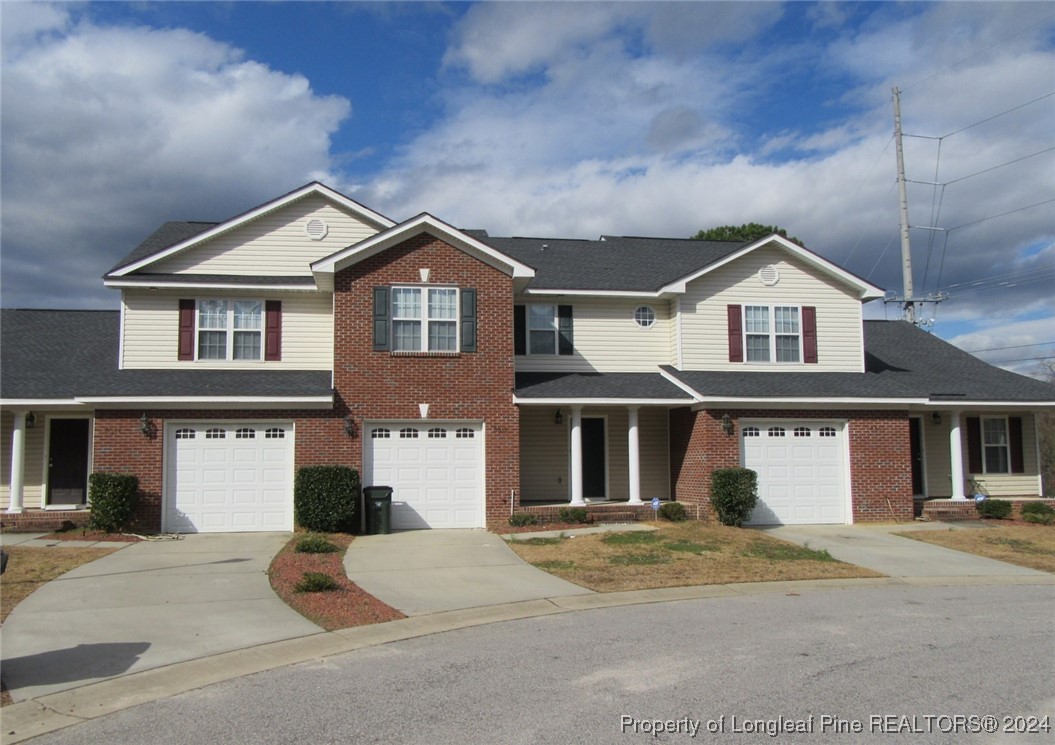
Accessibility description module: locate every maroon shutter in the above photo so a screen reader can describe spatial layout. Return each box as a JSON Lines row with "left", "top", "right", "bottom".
{"left": 802, "top": 306, "right": 818, "bottom": 364}
{"left": 727, "top": 305, "right": 743, "bottom": 362}
{"left": 966, "top": 417, "right": 982, "bottom": 474}
{"left": 1009, "top": 416, "right": 1024, "bottom": 473}
{"left": 265, "top": 300, "right": 282, "bottom": 361}
{"left": 178, "top": 299, "right": 195, "bottom": 361}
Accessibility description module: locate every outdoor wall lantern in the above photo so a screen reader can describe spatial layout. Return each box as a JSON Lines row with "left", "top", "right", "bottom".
{"left": 25, "top": 412, "right": 36, "bottom": 429}
{"left": 344, "top": 416, "right": 357, "bottom": 436}
{"left": 720, "top": 413, "right": 734, "bottom": 436}
{"left": 138, "top": 413, "right": 153, "bottom": 436}
{"left": 931, "top": 412, "right": 942, "bottom": 426}
{"left": 554, "top": 409, "right": 563, "bottom": 425}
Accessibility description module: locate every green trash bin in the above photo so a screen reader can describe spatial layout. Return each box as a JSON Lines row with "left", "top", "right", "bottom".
{"left": 364, "top": 486, "right": 393, "bottom": 535}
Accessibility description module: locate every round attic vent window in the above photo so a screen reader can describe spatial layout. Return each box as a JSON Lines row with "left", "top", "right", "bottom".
{"left": 758, "top": 265, "right": 780, "bottom": 286}
{"left": 305, "top": 218, "right": 328, "bottom": 241}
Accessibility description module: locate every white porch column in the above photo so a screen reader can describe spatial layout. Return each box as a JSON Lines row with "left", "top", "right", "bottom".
{"left": 949, "top": 409, "right": 967, "bottom": 500}
{"left": 569, "top": 405, "right": 585, "bottom": 505}
{"left": 7, "top": 410, "right": 27, "bottom": 514}
{"left": 627, "top": 406, "right": 643, "bottom": 505}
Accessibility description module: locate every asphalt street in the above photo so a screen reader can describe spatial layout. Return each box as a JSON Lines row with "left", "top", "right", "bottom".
{"left": 25, "top": 583, "right": 1054, "bottom": 744}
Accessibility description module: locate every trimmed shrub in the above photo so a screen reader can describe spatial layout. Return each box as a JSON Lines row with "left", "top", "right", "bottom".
{"left": 294, "top": 572, "right": 339, "bottom": 593}
{"left": 557, "top": 507, "right": 591, "bottom": 524}
{"left": 508, "top": 513, "right": 539, "bottom": 527}
{"left": 710, "top": 468, "right": 758, "bottom": 527}
{"left": 1020, "top": 501, "right": 1055, "bottom": 525}
{"left": 294, "top": 466, "right": 359, "bottom": 533}
{"left": 87, "top": 473, "right": 139, "bottom": 533}
{"left": 294, "top": 534, "right": 340, "bottom": 554}
{"left": 976, "top": 498, "right": 1012, "bottom": 520}
{"left": 658, "top": 501, "right": 687, "bottom": 522}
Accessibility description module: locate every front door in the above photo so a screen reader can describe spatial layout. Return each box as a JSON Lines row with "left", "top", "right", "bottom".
{"left": 47, "top": 418, "right": 90, "bottom": 506}
{"left": 582, "top": 417, "right": 606, "bottom": 499}
{"left": 909, "top": 417, "right": 925, "bottom": 496}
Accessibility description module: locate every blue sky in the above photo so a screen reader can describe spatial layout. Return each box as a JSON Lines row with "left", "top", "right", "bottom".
{"left": 2, "top": 1, "right": 1053, "bottom": 376}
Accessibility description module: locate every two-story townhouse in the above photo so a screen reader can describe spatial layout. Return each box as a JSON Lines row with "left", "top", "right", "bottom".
{"left": 3, "top": 182, "right": 1053, "bottom": 533}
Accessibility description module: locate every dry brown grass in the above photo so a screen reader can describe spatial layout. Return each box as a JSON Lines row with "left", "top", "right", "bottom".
{"left": 506, "top": 522, "right": 882, "bottom": 592}
{"left": 896, "top": 525, "right": 1055, "bottom": 573}
{"left": 1, "top": 546, "right": 121, "bottom": 624}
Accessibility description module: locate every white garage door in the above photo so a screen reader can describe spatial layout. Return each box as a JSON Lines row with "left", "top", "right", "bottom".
{"left": 742, "top": 421, "right": 847, "bottom": 525}
{"left": 165, "top": 422, "right": 294, "bottom": 533}
{"left": 364, "top": 422, "right": 483, "bottom": 529}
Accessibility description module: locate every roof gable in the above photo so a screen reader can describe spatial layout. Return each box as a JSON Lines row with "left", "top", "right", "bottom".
{"left": 107, "top": 182, "right": 395, "bottom": 278}
{"left": 311, "top": 213, "right": 535, "bottom": 279}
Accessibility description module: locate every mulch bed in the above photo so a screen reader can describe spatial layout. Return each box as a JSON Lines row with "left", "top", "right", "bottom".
{"left": 502, "top": 520, "right": 661, "bottom": 534}
{"left": 268, "top": 533, "right": 404, "bottom": 631}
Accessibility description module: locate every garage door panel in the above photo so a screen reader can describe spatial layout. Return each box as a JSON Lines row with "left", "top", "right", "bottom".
{"left": 744, "top": 421, "right": 846, "bottom": 526}
{"left": 165, "top": 423, "right": 294, "bottom": 533}
{"left": 364, "top": 421, "right": 483, "bottom": 529}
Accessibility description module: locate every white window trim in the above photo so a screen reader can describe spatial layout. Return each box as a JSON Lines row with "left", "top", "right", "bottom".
{"left": 743, "top": 304, "right": 803, "bottom": 364}
{"left": 527, "top": 303, "right": 558, "bottom": 356}
{"left": 195, "top": 299, "right": 264, "bottom": 362}
{"left": 634, "top": 305, "right": 656, "bottom": 329}
{"left": 981, "top": 416, "right": 1011, "bottom": 474}
{"left": 391, "top": 285, "right": 460, "bottom": 353}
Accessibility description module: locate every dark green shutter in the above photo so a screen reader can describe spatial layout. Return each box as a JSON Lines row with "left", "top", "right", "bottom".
{"left": 373, "top": 287, "right": 389, "bottom": 351}
{"left": 966, "top": 417, "right": 982, "bottom": 473}
{"left": 514, "top": 305, "right": 526, "bottom": 356}
{"left": 558, "top": 305, "right": 573, "bottom": 355}
{"left": 1009, "top": 417, "right": 1024, "bottom": 473}
{"left": 460, "top": 288, "right": 477, "bottom": 353}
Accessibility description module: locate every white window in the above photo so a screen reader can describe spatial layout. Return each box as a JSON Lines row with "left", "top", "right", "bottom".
{"left": 175, "top": 428, "right": 195, "bottom": 440}
{"left": 982, "top": 417, "right": 1010, "bottom": 474}
{"left": 399, "top": 428, "right": 419, "bottom": 439}
{"left": 265, "top": 428, "right": 285, "bottom": 439}
{"left": 634, "top": 306, "right": 656, "bottom": 328}
{"left": 794, "top": 427, "right": 811, "bottom": 437}
{"left": 819, "top": 427, "right": 837, "bottom": 438}
{"left": 745, "top": 305, "right": 800, "bottom": 363}
{"left": 456, "top": 428, "right": 475, "bottom": 439}
{"left": 743, "top": 427, "right": 760, "bottom": 437}
{"left": 428, "top": 428, "right": 447, "bottom": 439}
{"left": 528, "top": 304, "right": 557, "bottom": 355}
{"left": 235, "top": 428, "right": 255, "bottom": 439}
{"left": 205, "top": 428, "right": 225, "bottom": 439}
{"left": 371, "top": 428, "right": 391, "bottom": 439}
{"left": 392, "top": 287, "right": 458, "bottom": 352}
{"left": 197, "top": 300, "right": 263, "bottom": 361}
{"left": 768, "top": 427, "right": 786, "bottom": 437}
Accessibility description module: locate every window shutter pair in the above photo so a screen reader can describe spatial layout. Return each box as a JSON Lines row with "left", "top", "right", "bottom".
{"left": 373, "top": 287, "right": 477, "bottom": 353}
{"left": 726, "top": 304, "right": 817, "bottom": 363}
{"left": 513, "top": 304, "right": 573, "bottom": 355}
{"left": 177, "top": 299, "right": 281, "bottom": 361}
{"left": 965, "top": 416, "right": 1024, "bottom": 473}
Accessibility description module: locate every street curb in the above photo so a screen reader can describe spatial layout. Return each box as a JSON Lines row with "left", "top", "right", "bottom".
{"left": 4, "top": 574, "right": 1054, "bottom": 744}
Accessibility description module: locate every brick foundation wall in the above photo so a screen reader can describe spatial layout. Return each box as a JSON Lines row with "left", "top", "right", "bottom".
{"left": 669, "top": 407, "right": 914, "bottom": 523}
{"left": 0, "top": 509, "right": 91, "bottom": 533}
{"left": 333, "top": 233, "right": 519, "bottom": 531}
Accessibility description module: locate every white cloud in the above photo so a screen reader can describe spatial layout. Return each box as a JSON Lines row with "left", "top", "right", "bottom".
{"left": 1, "top": 3, "right": 351, "bottom": 307}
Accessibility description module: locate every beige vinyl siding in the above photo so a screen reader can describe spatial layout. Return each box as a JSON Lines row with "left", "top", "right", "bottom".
{"left": 518, "top": 406, "right": 670, "bottom": 502}
{"left": 152, "top": 196, "right": 381, "bottom": 276}
{"left": 1, "top": 411, "right": 52, "bottom": 510}
{"left": 679, "top": 246, "right": 864, "bottom": 372}
{"left": 514, "top": 296, "right": 674, "bottom": 373}
{"left": 924, "top": 412, "right": 1041, "bottom": 497}
{"left": 121, "top": 289, "right": 333, "bottom": 369}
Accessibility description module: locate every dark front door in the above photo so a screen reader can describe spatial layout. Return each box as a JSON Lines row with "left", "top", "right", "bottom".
{"left": 909, "top": 417, "right": 924, "bottom": 496}
{"left": 582, "top": 417, "right": 606, "bottom": 499}
{"left": 47, "top": 419, "right": 90, "bottom": 505}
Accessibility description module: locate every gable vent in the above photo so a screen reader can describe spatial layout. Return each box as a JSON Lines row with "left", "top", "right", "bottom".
{"left": 305, "top": 218, "right": 328, "bottom": 241}
{"left": 758, "top": 265, "right": 780, "bottom": 286}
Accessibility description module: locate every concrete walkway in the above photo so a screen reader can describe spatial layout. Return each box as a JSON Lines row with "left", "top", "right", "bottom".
{"left": 0, "top": 533, "right": 321, "bottom": 702}
{"left": 761, "top": 522, "right": 1053, "bottom": 581}
{"left": 344, "top": 529, "right": 592, "bottom": 615}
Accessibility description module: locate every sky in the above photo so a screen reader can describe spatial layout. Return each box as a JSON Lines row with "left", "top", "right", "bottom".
{"left": 2, "top": 1, "right": 1053, "bottom": 377}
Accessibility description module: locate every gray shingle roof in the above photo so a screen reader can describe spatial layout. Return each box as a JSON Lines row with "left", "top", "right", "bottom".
{"left": 664, "top": 321, "right": 1055, "bottom": 402}
{"left": 515, "top": 372, "right": 692, "bottom": 400}
{"left": 480, "top": 235, "right": 747, "bottom": 291}
{"left": 0, "top": 310, "right": 332, "bottom": 400}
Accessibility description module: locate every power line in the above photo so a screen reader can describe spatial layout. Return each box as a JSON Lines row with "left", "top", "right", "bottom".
{"left": 945, "top": 198, "right": 1055, "bottom": 233}
{"left": 940, "top": 91, "right": 1055, "bottom": 138}
{"left": 989, "top": 355, "right": 1055, "bottom": 363}
{"left": 966, "top": 341, "right": 1055, "bottom": 353}
{"left": 906, "top": 146, "right": 1055, "bottom": 188}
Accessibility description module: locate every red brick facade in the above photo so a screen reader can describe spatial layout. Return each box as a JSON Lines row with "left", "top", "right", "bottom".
{"left": 669, "top": 407, "right": 914, "bottom": 523}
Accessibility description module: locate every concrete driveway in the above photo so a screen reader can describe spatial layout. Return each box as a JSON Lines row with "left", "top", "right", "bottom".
{"left": 1, "top": 533, "right": 321, "bottom": 702}
{"left": 762, "top": 522, "right": 1053, "bottom": 581}
{"left": 344, "top": 530, "right": 592, "bottom": 615}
